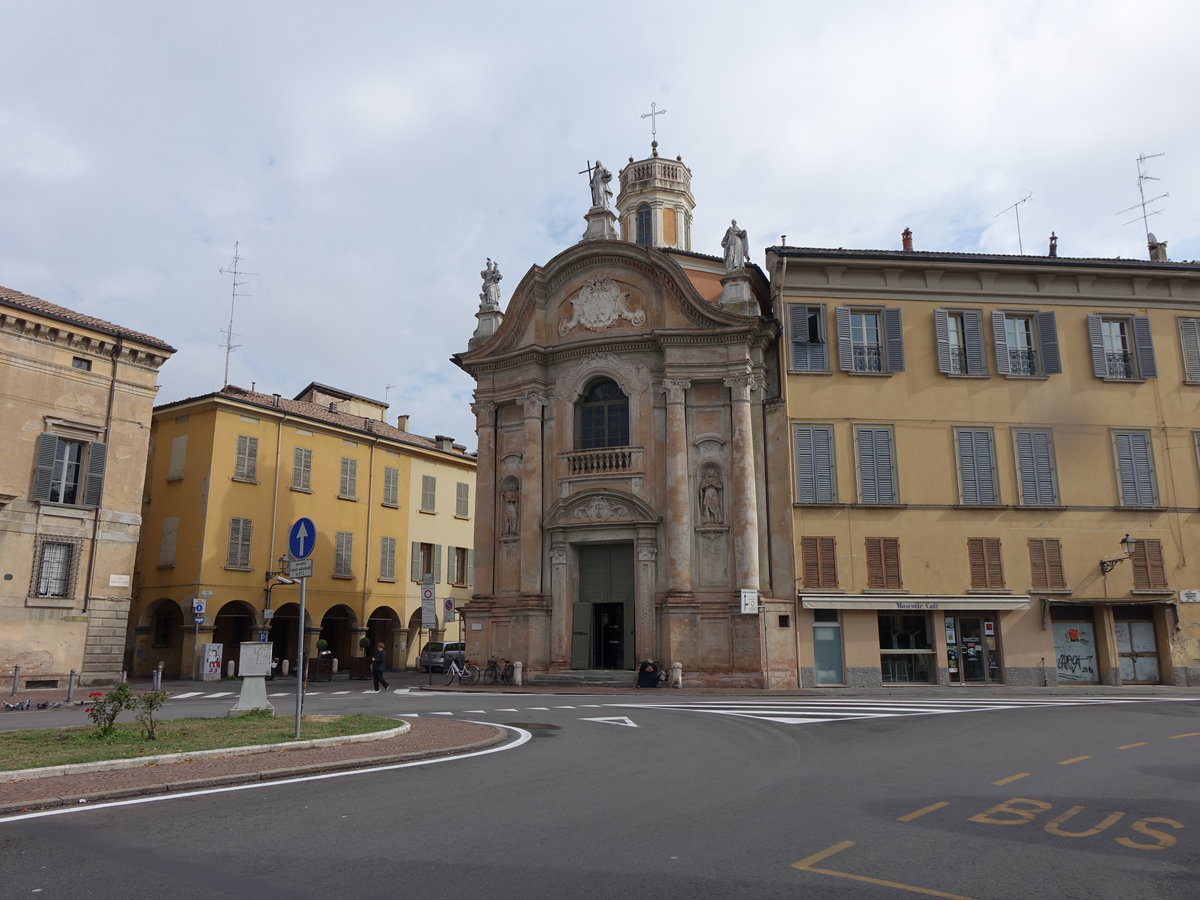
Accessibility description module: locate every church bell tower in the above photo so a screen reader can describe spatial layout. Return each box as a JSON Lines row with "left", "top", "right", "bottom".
{"left": 616, "top": 141, "right": 695, "bottom": 251}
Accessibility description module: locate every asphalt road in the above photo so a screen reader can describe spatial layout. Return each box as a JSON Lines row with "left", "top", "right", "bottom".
{"left": 1, "top": 690, "right": 1197, "bottom": 899}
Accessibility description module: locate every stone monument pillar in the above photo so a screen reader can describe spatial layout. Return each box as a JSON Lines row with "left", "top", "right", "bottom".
{"left": 725, "top": 375, "right": 762, "bottom": 591}
{"left": 471, "top": 401, "right": 497, "bottom": 596}
{"left": 661, "top": 378, "right": 693, "bottom": 594}
{"left": 519, "top": 391, "right": 547, "bottom": 598}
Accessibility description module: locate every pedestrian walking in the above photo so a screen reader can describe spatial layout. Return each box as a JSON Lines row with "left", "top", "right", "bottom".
{"left": 371, "top": 642, "right": 390, "bottom": 692}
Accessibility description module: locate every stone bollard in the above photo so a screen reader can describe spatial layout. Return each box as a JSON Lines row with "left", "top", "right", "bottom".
{"left": 514, "top": 661, "right": 523, "bottom": 686}
{"left": 281, "top": 659, "right": 290, "bottom": 677}
{"left": 671, "top": 662, "right": 683, "bottom": 689}
{"left": 332, "top": 658, "right": 339, "bottom": 675}
{"left": 226, "top": 660, "right": 236, "bottom": 678}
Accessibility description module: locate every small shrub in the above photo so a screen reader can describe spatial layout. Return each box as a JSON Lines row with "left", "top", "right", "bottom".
{"left": 86, "top": 683, "right": 135, "bottom": 739}
{"left": 133, "top": 690, "right": 168, "bottom": 740}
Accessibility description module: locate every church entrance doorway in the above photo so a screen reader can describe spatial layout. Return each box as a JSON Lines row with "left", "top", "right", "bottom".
{"left": 572, "top": 543, "right": 634, "bottom": 670}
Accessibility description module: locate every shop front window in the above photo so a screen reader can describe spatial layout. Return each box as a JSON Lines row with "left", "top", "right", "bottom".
{"left": 878, "top": 612, "right": 934, "bottom": 683}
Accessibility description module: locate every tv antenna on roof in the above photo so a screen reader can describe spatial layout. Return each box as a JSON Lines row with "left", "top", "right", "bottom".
{"left": 1115, "top": 152, "right": 1168, "bottom": 239}
{"left": 384, "top": 384, "right": 399, "bottom": 407}
{"left": 994, "top": 193, "right": 1033, "bottom": 254}
{"left": 218, "top": 242, "right": 257, "bottom": 387}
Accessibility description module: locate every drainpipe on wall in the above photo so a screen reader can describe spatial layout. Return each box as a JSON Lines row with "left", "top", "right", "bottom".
{"left": 83, "top": 336, "right": 124, "bottom": 613}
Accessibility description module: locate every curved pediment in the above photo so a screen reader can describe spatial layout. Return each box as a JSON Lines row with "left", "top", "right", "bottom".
{"left": 545, "top": 487, "right": 659, "bottom": 529}
{"left": 459, "top": 240, "right": 756, "bottom": 365}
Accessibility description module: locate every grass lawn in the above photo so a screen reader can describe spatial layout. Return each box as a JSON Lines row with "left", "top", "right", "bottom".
{"left": 0, "top": 713, "right": 402, "bottom": 772}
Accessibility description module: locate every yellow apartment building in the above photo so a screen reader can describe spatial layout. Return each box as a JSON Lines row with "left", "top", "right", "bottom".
{"left": 769, "top": 238, "right": 1200, "bottom": 688}
{"left": 1, "top": 284, "right": 174, "bottom": 687}
{"left": 129, "top": 383, "right": 475, "bottom": 679}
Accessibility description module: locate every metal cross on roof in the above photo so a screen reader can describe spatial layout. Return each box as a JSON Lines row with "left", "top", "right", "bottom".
{"left": 641, "top": 101, "right": 667, "bottom": 142}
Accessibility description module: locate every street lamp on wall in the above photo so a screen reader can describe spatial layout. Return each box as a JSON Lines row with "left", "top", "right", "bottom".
{"left": 1099, "top": 534, "right": 1137, "bottom": 575}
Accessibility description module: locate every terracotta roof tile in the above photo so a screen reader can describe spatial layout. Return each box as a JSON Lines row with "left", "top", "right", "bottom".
{"left": 0, "top": 284, "right": 175, "bottom": 352}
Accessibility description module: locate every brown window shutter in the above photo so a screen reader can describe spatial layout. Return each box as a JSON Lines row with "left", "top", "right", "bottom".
{"left": 1133, "top": 539, "right": 1167, "bottom": 590}
{"left": 867, "top": 537, "right": 901, "bottom": 589}
{"left": 1044, "top": 539, "right": 1065, "bottom": 589}
{"left": 1028, "top": 539, "right": 1048, "bottom": 589}
{"left": 802, "top": 536, "right": 838, "bottom": 588}
{"left": 969, "top": 538, "right": 1004, "bottom": 588}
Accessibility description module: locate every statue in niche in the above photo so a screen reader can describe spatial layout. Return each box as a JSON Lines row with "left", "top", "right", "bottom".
{"left": 722, "top": 219, "right": 749, "bottom": 272}
{"left": 479, "top": 258, "right": 502, "bottom": 310}
{"left": 500, "top": 477, "right": 520, "bottom": 535}
{"left": 699, "top": 466, "right": 724, "bottom": 525}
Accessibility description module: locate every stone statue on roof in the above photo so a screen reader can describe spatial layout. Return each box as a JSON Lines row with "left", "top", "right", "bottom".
{"left": 722, "top": 219, "right": 750, "bottom": 272}
{"left": 479, "top": 258, "right": 502, "bottom": 310}
{"left": 588, "top": 160, "right": 613, "bottom": 210}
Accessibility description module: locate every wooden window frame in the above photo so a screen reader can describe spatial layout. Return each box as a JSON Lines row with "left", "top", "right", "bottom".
{"left": 801, "top": 536, "right": 838, "bottom": 589}
{"left": 865, "top": 537, "right": 902, "bottom": 589}
{"left": 967, "top": 537, "right": 1005, "bottom": 589}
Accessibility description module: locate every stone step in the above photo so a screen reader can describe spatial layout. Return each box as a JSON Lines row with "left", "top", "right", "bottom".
{"left": 528, "top": 669, "right": 634, "bottom": 687}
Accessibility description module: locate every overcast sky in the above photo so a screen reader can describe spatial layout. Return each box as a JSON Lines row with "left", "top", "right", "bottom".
{"left": 4, "top": 1, "right": 1197, "bottom": 452}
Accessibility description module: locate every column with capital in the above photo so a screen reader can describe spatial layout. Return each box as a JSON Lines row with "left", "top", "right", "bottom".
{"left": 724, "top": 375, "right": 762, "bottom": 590}
{"left": 661, "top": 378, "right": 692, "bottom": 595}
{"left": 471, "top": 401, "right": 497, "bottom": 598}
{"left": 519, "top": 391, "right": 548, "bottom": 599}
{"left": 549, "top": 544, "right": 570, "bottom": 668}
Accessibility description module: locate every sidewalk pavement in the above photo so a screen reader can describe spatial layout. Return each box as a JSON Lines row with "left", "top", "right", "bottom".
{"left": 2, "top": 670, "right": 1196, "bottom": 816}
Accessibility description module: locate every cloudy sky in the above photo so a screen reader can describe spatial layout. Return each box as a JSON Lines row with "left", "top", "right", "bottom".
{"left": 4, "top": 1, "right": 1198, "bottom": 451}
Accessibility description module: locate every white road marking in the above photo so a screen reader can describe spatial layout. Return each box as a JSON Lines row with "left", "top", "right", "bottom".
{"left": 581, "top": 716, "right": 637, "bottom": 727}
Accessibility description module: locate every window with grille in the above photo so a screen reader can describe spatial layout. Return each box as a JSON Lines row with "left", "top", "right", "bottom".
{"left": 1028, "top": 538, "right": 1066, "bottom": 590}
{"left": 967, "top": 538, "right": 1005, "bottom": 589}
{"left": 334, "top": 531, "right": 353, "bottom": 578}
{"left": 33, "top": 434, "right": 106, "bottom": 507}
{"left": 801, "top": 536, "right": 838, "bottom": 588}
{"left": 382, "top": 467, "right": 399, "bottom": 507}
{"left": 935, "top": 309, "right": 987, "bottom": 375}
{"left": 992, "top": 311, "right": 1061, "bottom": 377}
{"left": 33, "top": 537, "right": 80, "bottom": 599}
{"left": 836, "top": 307, "right": 904, "bottom": 374}
{"left": 292, "top": 448, "right": 312, "bottom": 491}
{"left": 1087, "top": 315, "right": 1156, "bottom": 380}
{"left": 234, "top": 435, "right": 258, "bottom": 482}
{"left": 1131, "top": 538, "right": 1168, "bottom": 590}
{"left": 456, "top": 482, "right": 470, "bottom": 518}
{"left": 226, "top": 517, "right": 252, "bottom": 569}
{"left": 865, "top": 537, "right": 902, "bottom": 589}
{"left": 339, "top": 457, "right": 358, "bottom": 499}
{"left": 420, "top": 475, "right": 437, "bottom": 512}
{"left": 577, "top": 379, "right": 629, "bottom": 449}
{"left": 379, "top": 537, "right": 396, "bottom": 582}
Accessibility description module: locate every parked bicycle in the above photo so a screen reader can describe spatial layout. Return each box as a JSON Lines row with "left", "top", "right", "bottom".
{"left": 443, "top": 658, "right": 481, "bottom": 687}
{"left": 483, "top": 657, "right": 516, "bottom": 685}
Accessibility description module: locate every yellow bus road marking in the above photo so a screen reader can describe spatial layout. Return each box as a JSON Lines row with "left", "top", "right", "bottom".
{"left": 792, "top": 841, "right": 978, "bottom": 900}
{"left": 1169, "top": 732, "right": 1200, "bottom": 740}
{"left": 1117, "top": 742, "right": 1148, "bottom": 750}
{"left": 898, "top": 801, "right": 950, "bottom": 822}
{"left": 993, "top": 773, "right": 1030, "bottom": 786}
{"left": 1058, "top": 755, "right": 1092, "bottom": 765}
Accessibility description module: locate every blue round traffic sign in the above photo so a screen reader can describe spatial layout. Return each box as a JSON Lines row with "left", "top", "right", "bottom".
{"left": 288, "top": 517, "right": 316, "bottom": 560}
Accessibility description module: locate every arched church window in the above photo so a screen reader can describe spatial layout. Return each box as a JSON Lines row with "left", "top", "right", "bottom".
{"left": 577, "top": 379, "right": 629, "bottom": 449}
{"left": 636, "top": 203, "right": 653, "bottom": 248}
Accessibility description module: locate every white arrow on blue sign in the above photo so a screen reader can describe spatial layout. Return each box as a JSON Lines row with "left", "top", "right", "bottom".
{"left": 288, "top": 518, "right": 316, "bottom": 560}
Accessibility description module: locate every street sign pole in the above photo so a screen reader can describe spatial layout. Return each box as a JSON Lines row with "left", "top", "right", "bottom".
{"left": 294, "top": 574, "right": 307, "bottom": 739}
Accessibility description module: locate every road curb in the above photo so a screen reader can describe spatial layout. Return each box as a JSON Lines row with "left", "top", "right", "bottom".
{"left": 0, "top": 726, "right": 508, "bottom": 816}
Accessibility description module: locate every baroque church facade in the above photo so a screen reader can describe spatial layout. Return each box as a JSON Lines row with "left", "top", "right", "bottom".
{"left": 454, "top": 145, "right": 799, "bottom": 687}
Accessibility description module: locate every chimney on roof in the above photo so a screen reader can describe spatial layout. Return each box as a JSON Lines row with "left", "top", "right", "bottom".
{"left": 364, "top": 417, "right": 374, "bottom": 433}
{"left": 435, "top": 435, "right": 454, "bottom": 452}
{"left": 329, "top": 402, "right": 338, "bottom": 413}
{"left": 396, "top": 414, "right": 408, "bottom": 431}
{"left": 901, "top": 228, "right": 913, "bottom": 252}
{"left": 1148, "top": 233, "right": 1169, "bottom": 262}
{"left": 1048, "top": 232, "right": 1058, "bottom": 258}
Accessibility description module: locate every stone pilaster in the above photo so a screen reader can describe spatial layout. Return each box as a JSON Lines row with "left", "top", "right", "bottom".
{"left": 725, "top": 375, "right": 763, "bottom": 591}
{"left": 471, "top": 400, "right": 497, "bottom": 597}
{"left": 519, "top": 391, "right": 548, "bottom": 598}
{"left": 660, "top": 378, "right": 692, "bottom": 594}
{"left": 549, "top": 544, "right": 570, "bottom": 668}
{"left": 636, "top": 539, "right": 658, "bottom": 662}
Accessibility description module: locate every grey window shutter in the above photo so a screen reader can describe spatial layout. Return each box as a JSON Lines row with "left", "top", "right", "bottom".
{"left": 794, "top": 426, "right": 835, "bottom": 503}
{"left": 1015, "top": 430, "right": 1056, "bottom": 505}
{"left": 959, "top": 430, "right": 996, "bottom": 504}
{"left": 991, "top": 312, "right": 1011, "bottom": 375}
{"left": 1131, "top": 316, "right": 1157, "bottom": 377}
{"left": 962, "top": 310, "right": 986, "bottom": 374}
{"left": 466, "top": 549, "right": 474, "bottom": 587}
{"left": 789, "top": 304, "right": 809, "bottom": 370}
{"left": 883, "top": 307, "right": 904, "bottom": 372}
{"left": 82, "top": 442, "right": 107, "bottom": 507}
{"left": 33, "top": 433, "right": 58, "bottom": 501}
{"left": 1116, "top": 432, "right": 1156, "bottom": 506}
{"left": 410, "top": 542, "right": 421, "bottom": 581}
{"left": 836, "top": 307, "right": 853, "bottom": 371}
{"left": 1180, "top": 319, "right": 1200, "bottom": 382}
{"left": 1037, "top": 311, "right": 1061, "bottom": 374}
{"left": 934, "top": 310, "right": 951, "bottom": 373}
{"left": 1086, "top": 315, "right": 1107, "bottom": 377}
{"left": 858, "top": 428, "right": 895, "bottom": 503}
{"left": 433, "top": 544, "right": 442, "bottom": 583}
{"left": 447, "top": 546, "right": 458, "bottom": 585}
